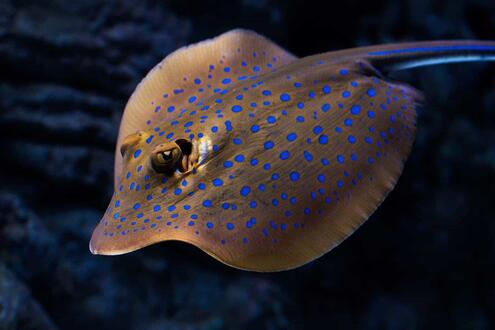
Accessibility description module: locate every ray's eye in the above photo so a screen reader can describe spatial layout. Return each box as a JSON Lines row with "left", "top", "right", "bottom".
{"left": 151, "top": 139, "right": 194, "bottom": 175}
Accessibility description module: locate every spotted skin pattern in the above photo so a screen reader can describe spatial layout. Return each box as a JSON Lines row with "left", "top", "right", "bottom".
{"left": 90, "top": 30, "right": 495, "bottom": 271}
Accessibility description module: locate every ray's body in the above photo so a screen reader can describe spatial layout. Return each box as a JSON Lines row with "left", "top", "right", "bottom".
{"left": 89, "top": 30, "right": 495, "bottom": 271}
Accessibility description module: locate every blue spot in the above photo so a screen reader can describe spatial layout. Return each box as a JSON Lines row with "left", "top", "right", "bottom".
{"left": 318, "top": 135, "right": 329, "bottom": 144}
{"left": 227, "top": 223, "right": 235, "bottom": 230}
{"left": 351, "top": 105, "right": 362, "bottom": 115}
{"left": 317, "top": 174, "right": 326, "bottom": 183}
{"left": 272, "top": 173, "right": 280, "bottom": 180}
{"left": 188, "top": 221, "right": 195, "bottom": 226}
{"left": 340, "top": 69, "right": 349, "bottom": 75}
{"left": 133, "top": 203, "right": 141, "bottom": 210}
{"left": 294, "top": 82, "right": 302, "bottom": 88}
{"left": 296, "top": 116, "right": 305, "bottom": 123}
{"left": 154, "top": 205, "right": 161, "bottom": 212}
{"left": 223, "top": 160, "right": 233, "bottom": 168}
{"left": 198, "top": 183, "right": 206, "bottom": 190}
{"left": 207, "top": 222, "right": 214, "bottom": 229}
{"left": 264, "top": 141, "right": 275, "bottom": 150}
{"left": 167, "top": 205, "right": 176, "bottom": 212}
{"left": 323, "top": 85, "right": 332, "bottom": 94}
{"left": 321, "top": 103, "right": 331, "bottom": 112}
{"left": 337, "top": 155, "right": 345, "bottom": 163}
{"left": 251, "top": 125, "right": 260, "bottom": 133}
{"left": 272, "top": 199, "right": 279, "bottom": 206}
{"left": 225, "top": 120, "right": 233, "bottom": 131}
{"left": 211, "top": 126, "right": 218, "bottom": 133}
{"left": 368, "top": 111, "right": 376, "bottom": 119}
{"left": 213, "top": 178, "right": 223, "bottom": 186}
{"left": 224, "top": 67, "right": 231, "bottom": 72}
{"left": 342, "top": 91, "right": 351, "bottom": 98}
{"left": 232, "top": 105, "right": 243, "bottom": 113}
{"left": 262, "top": 90, "right": 272, "bottom": 96}
{"left": 290, "top": 171, "right": 300, "bottom": 181}
{"left": 222, "top": 78, "right": 232, "bottom": 84}
{"left": 313, "top": 126, "right": 323, "bottom": 135}
{"left": 258, "top": 184, "right": 266, "bottom": 192}
{"left": 348, "top": 135, "right": 357, "bottom": 144}
{"left": 134, "top": 149, "right": 142, "bottom": 158}
{"left": 233, "top": 138, "right": 243, "bottom": 145}
{"left": 367, "top": 88, "right": 377, "bottom": 97}
{"left": 188, "top": 96, "right": 197, "bottom": 103}
{"left": 235, "top": 154, "right": 245, "bottom": 162}
{"left": 297, "top": 102, "right": 305, "bottom": 109}
{"left": 287, "top": 132, "right": 297, "bottom": 142}
{"left": 267, "top": 116, "right": 276, "bottom": 124}
{"left": 203, "top": 200, "right": 213, "bottom": 208}
{"left": 280, "top": 93, "right": 291, "bottom": 102}
{"left": 279, "top": 151, "right": 290, "bottom": 160}
{"left": 222, "top": 202, "right": 229, "bottom": 209}
{"left": 303, "top": 150, "right": 314, "bottom": 162}
{"left": 174, "top": 188, "right": 182, "bottom": 195}
{"left": 194, "top": 78, "right": 201, "bottom": 85}
{"left": 251, "top": 158, "right": 258, "bottom": 166}
{"left": 322, "top": 158, "right": 330, "bottom": 166}
{"left": 240, "top": 186, "right": 251, "bottom": 197}
{"left": 250, "top": 200, "right": 257, "bottom": 208}
{"left": 309, "top": 91, "right": 316, "bottom": 98}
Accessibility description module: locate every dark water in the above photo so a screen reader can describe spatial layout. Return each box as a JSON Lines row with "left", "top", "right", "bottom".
{"left": 1, "top": 0, "right": 494, "bottom": 329}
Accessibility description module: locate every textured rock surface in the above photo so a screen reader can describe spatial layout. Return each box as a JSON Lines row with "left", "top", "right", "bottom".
{"left": 0, "top": 0, "right": 494, "bottom": 329}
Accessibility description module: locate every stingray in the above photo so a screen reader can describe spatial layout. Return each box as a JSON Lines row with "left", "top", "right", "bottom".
{"left": 89, "top": 29, "right": 495, "bottom": 271}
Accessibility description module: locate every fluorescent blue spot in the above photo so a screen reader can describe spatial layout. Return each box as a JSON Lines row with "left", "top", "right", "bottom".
{"left": 222, "top": 78, "right": 232, "bottom": 84}
{"left": 225, "top": 120, "right": 233, "bottom": 131}
{"left": 290, "top": 171, "right": 300, "bottom": 181}
{"left": 198, "top": 183, "right": 206, "bottom": 190}
{"left": 240, "top": 186, "right": 251, "bottom": 197}
{"left": 227, "top": 223, "right": 235, "bottom": 230}
{"left": 280, "top": 93, "right": 291, "bottom": 102}
{"left": 351, "top": 105, "right": 362, "bottom": 115}
{"left": 167, "top": 205, "right": 176, "bottom": 212}
{"left": 223, "top": 160, "right": 233, "bottom": 168}
{"left": 188, "top": 221, "right": 195, "bottom": 226}
{"left": 213, "top": 178, "right": 223, "bottom": 186}
{"left": 297, "top": 102, "right": 305, "bottom": 109}
{"left": 322, "top": 158, "right": 330, "bottom": 166}
{"left": 267, "top": 116, "right": 276, "bottom": 124}
{"left": 154, "top": 205, "right": 161, "bottom": 212}
{"left": 233, "top": 138, "right": 242, "bottom": 145}
{"left": 301, "top": 150, "right": 313, "bottom": 162}
{"left": 317, "top": 174, "right": 326, "bottom": 183}
{"left": 235, "top": 154, "right": 245, "bottom": 162}
{"left": 250, "top": 158, "right": 258, "bottom": 166}
{"left": 262, "top": 90, "right": 272, "bottom": 96}
{"left": 368, "top": 111, "right": 376, "bottom": 119}
{"left": 272, "top": 199, "right": 279, "bottom": 206}
{"left": 207, "top": 222, "right": 214, "bottom": 229}
{"left": 287, "top": 132, "right": 297, "bottom": 142}
{"left": 264, "top": 141, "right": 275, "bottom": 150}
{"left": 367, "top": 88, "right": 377, "bottom": 97}
{"left": 232, "top": 105, "right": 243, "bottom": 113}
{"left": 133, "top": 149, "right": 142, "bottom": 158}
{"left": 203, "top": 200, "right": 213, "bottom": 208}
{"left": 322, "top": 103, "right": 331, "bottom": 112}
{"left": 188, "top": 96, "right": 197, "bottom": 103}
{"left": 194, "top": 78, "right": 201, "bottom": 85}
{"left": 211, "top": 126, "right": 218, "bottom": 133}
{"left": 323, "top": 85, "right": 331, "bottom": 94}
{"left": 294, "top": 82, "right": 302, "bottom": 88}
{"left": 342, "top": 91, "right": 351, "bottom": 98}
{"left": 174, "top": 188, "right": 182, "bottom": 195}
{"left": 279, "top": 151, "right": 290, "bottom": 160}
{"left": 251, "top": 125, "right": 260, "bottom": 133}
{"left": 318, "top": 135, "right": 329, "bottom": 145}
{"left": 313, "top": 126, "right": 323, "bottom": 135}
{"left": 340, "top": 69, "right": 349, "bottom": 75}
{"left": 337, "top": 155, "right": 345, "bottom": 163}
{"left": 224, "top": 67, "right": 231, "bottom": 72}
{"left": 250, "top": 200, "right": 257, "bottom": 208}
{"left": 296, "top": 116, "right": 305, "bottom": 123}
{"left": 272, "top": 173, "right": 280, "bottom": 180}
{"left": 348, "top": 135, "right": 357, "bottom": 144}
{"left": 133, "top": 203, "right": 141, "bottom": 210}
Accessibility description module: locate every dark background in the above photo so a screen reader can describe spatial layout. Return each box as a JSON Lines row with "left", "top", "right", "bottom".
{"left": 1, "top": 0, "right": 494, "bottom": 329}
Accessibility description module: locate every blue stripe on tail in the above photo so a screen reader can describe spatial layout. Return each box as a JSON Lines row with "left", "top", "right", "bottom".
{"left": 369, "top": 45, "right": 495, "bottom": 56}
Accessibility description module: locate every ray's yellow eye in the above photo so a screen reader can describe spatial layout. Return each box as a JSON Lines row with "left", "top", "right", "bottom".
{"left": 151, "top": 145, "right": 182, "bottom": 174}
{"left": 151, "top": 139, "right": 194, "bottom": 175}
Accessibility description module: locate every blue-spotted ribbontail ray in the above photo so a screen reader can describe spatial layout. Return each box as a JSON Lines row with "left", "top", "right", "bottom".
{"left": 89, "top": 29, "right": 495, "bottom": 271}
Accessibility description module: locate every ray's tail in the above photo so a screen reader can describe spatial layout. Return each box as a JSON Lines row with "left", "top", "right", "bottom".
{"left": 346, "top": 40, "right": 495, "bottom": 73}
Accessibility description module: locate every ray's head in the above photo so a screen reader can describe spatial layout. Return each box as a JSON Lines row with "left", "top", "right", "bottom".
{"left": 90, "top": 130, "right": 206, "bottom": 255}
